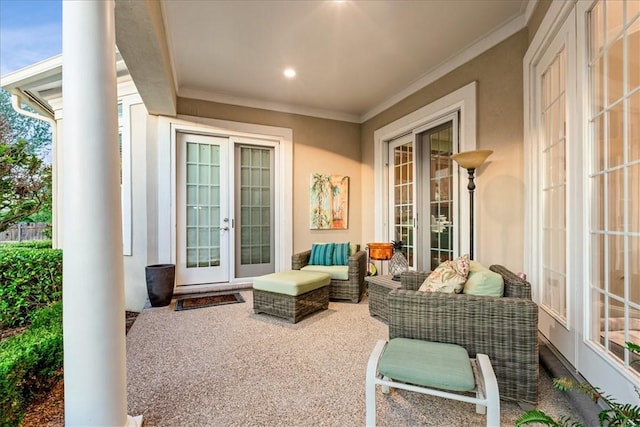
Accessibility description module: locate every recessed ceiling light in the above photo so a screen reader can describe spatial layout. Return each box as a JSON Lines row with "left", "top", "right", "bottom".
{"left": 284, "top": 68, "right": 296, "bottom": 78}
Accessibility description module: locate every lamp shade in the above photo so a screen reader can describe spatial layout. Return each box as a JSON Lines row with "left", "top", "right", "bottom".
{"left": 451, "top": 150, "right": 493, "bottom": 169}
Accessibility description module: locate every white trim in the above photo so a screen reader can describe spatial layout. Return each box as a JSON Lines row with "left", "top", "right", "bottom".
{"left": 119, "top": 93, "right": 142, "bottom": 256}
{"left": 524, "top": 0, "right": 539, "bottom": 26}
{"left": 361, "top": 15, "right": 525, "bottom": 122}
{"left": 0, "top": 55, "right": 62, "bottom": 87}
{"left": 523, "top": 0, "right": 576, "bottom": 300}
{"left": 156, "top": 115, "right": 293, "bottom": 283}
{"left": 373, "top": 82, "right": 477, "bottom": 256}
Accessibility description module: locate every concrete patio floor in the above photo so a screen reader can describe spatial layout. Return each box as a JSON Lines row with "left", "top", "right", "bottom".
{"left": 125, "top": 289, "right": 590, "bottom": 426}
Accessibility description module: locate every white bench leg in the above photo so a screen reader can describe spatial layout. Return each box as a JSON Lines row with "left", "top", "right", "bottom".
{"left": 366, "top": 340, "right": 387, "bottom": 427}
{"left": 476, "top": 354, "right": 500, "bottom": 427}
{"left": 381, "top": 376, "right": 391, "bottom": 394}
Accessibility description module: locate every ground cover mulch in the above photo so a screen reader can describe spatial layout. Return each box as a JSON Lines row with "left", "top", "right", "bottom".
{"left": 3, "top": 311, "right": 139, "bottom": 427}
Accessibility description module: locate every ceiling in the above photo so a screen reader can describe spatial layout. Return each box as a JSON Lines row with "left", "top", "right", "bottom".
{"left": 161, "top": 0, "right": 533, "bottom": 122}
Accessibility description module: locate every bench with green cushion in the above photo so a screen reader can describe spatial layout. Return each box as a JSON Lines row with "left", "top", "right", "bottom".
{"left": 253, "top": 270, "right": 331, "bottom": 323}
{"left": 366, "top": 338, "right": 500, "bottom": 426}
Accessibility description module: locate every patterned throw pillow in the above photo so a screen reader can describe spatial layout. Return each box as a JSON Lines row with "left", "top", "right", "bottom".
{"left": 332, "top": 242, "right": 351, "bottom": 266}
{"left": 309, "top": 243, "right": 335, "bottom": 266}
{"left": 418, "top": 254, "right": 470, "bottom": 293}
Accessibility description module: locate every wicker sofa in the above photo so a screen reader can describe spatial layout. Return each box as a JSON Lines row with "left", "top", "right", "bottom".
{"left": 387, "top": 265, "right": 538, "bottom": 405}
{"left": 291, "top": 247, "right": 367, "bottom": 303}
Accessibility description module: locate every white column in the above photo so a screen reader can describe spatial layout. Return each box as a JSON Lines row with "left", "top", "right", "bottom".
{"left": 62, "top": 2, "right": 139, "bottom": 425}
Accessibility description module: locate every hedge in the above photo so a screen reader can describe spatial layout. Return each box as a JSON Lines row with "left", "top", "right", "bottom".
{"left": 0, "top": 247, "right": 62, "bottom": 329}
{"left": 0, "top": 240, "right": 52, "bottom": 250}
{"left": 0, "top": 302, "right": 63, "bottom": 427}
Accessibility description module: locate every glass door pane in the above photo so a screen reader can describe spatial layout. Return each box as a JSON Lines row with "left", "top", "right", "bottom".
{"left": 186, "top": 142, "right": 221, "bottom": 268}
{"left": 540, "top": 48, "right": 568, "bottom": 321}
{"left": 391, "top": 142, "right": 414, "bottom": 267}
{"left": 421, "top": 122, "right": 454, "bottom": 270}
{"left": 235, "top": 145, "right": 275, "bottom": 278}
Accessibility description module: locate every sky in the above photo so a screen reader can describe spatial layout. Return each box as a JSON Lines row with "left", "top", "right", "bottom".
{"left": 0, "top": 0, "right": 62, "bottom": 76}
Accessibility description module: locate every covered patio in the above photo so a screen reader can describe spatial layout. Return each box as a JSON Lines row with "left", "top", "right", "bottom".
{"left": 126, "top": 291, "right": 583, "bottom": 426}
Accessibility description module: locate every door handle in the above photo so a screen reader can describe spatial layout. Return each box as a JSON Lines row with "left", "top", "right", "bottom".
{"left": 212, "top": 226, "right": 229, "bottom": 231}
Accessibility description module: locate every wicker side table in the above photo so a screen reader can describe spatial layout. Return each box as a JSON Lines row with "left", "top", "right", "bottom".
{"left": 366, "top": 275, "right": 401, "bottom": 323}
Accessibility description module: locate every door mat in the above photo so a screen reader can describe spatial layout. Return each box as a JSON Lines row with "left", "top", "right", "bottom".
{"left": 175, "top": 292, "right": 245, "bottom": 311}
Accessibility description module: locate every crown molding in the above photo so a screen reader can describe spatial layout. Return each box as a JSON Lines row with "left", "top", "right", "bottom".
{"left": 179, "top": 87, "right": 361, "bottom": 123}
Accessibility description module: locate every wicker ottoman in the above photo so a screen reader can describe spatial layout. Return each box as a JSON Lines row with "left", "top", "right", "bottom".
{"left": 253, "top": 270, "right": 331, "bottom": 323}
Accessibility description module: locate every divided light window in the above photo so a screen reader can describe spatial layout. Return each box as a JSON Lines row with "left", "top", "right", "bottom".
{"left": 588, "top": 0, "right": 640, "bottom": 369}
{"left": 541, "top": 48, "right": 568, "bottom": 320}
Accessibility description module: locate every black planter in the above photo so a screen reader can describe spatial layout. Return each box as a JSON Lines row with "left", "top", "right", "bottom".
{"left": 145, "top": 264, "right": 175, "bottom": 307}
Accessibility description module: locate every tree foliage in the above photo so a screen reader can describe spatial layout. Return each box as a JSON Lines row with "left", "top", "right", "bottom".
{"left": 0, "top": 120, "right": 52, "bottom": 232}
{"left": 0, "top": 89, "right": 51, "bottom": 157}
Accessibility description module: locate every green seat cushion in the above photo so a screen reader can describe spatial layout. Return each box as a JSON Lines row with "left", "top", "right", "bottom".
{"left": 253, "top": 270, "right": 330, "bottom": 296}
{"left": 300, "top": 265, "right": 349, "bottom": 281}
{"left": 378, "top": 338, "right": 475, "bottom": 392}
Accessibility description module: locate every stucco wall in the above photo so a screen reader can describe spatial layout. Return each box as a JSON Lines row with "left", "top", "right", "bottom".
{"left": 360, "top": 30, "right": 528, "bottom": 273}
{"left": 176, "top": 98, "right": 362, "bottom": 254}
{"left": 123, "top": 102, "right": 151, "bottom": 311}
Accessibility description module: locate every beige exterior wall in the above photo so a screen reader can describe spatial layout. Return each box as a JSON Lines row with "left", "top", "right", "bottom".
{"left": 123, "top": 103, "right": 152, "bottom": 311}
{"left": 177, "top": 98, "right": 362, "bottom": 254}
{"left": 360, "top": 30, "right": 528, "bottom": 273}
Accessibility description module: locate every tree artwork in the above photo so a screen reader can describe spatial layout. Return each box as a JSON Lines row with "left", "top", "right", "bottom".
{"left": 309, "top": 173, "right": 349, "bottom": 230}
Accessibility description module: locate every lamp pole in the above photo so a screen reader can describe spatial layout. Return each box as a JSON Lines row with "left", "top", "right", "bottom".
{"left": 466, "top": 167, "right": 477, "bottom": 260}
{"left": 451, "top": 150, "right": 493, "bottom": 261}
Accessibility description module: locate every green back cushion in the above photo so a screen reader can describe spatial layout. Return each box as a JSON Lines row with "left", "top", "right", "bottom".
{"left": 463, "top": 262, "right": 504, "bottom": 297}
{"left": 309, "top": 243, "right": 334, "bottom": 266}
{"left": 378, "top": 338, "right": 475, "bottom": 392}
{"left": 332, "top": 242, "right": 351, "bottom": 266}
{"left": 349, "top": 243, "right": 360, "bottom": 255}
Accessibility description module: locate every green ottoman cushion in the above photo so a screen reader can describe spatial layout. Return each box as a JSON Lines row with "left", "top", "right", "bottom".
{"left": 253, "top": 270, "right": 331, "bottom": 296}
{"left": 378, "top": 338, "right": 475, "bottom": 392}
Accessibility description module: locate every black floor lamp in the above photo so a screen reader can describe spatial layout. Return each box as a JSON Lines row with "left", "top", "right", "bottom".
{"left": 451, "top": 149, "right": 493, "bottom": 260}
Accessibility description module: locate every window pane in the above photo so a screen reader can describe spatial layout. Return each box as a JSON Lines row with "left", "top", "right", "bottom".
{"left": 606, "top": 37, "right": 624, "bottom": 106}
{"left": 592, "top": 233, "right": 605, "bottom": 289}
{"left": 590, "top": 1, "right": 604, "bottom": 57}
{"left": 630, "top": 92, "right": 640, "bottom": 162}
{"left": 607, "top": 168, "right": 624, "bottom": 231}
{"left": 631, "top": 164, "right": 640, "bottom": 233}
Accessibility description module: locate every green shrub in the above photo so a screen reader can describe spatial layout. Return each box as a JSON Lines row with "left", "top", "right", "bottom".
{"left": 0, "top": 302, "right": 63, "bottom": 427}
{"left": 0, "top": 240, "right": 52, "bottom": 250}
{"left": 0, "top": 248, "right": 62, "bottom": 328}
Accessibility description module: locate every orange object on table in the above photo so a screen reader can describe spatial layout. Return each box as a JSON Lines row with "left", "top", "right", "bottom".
{"left": 367, "top": 243, "right": 393, "bottom": 260}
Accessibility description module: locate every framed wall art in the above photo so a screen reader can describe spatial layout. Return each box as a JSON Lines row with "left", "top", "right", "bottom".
{"left": 309, "top": 173, "right": 349, "bottom": 230}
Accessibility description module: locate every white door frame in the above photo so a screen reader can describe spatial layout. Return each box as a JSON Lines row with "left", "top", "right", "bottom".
{"left": 156, "top": 115, "right": 293, "bottom": 289}
{"left": 373, "top": 82, "right": 477, "bottom": 255}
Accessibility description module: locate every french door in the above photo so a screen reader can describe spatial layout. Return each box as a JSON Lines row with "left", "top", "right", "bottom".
{"left": 534, "top": 11, "right": 577, "bottom": 365}
{"left": 387, "top": 115, "right": 458, "bottom": 270}
{"left": 527, "top": 0, "right": 640, "bottom": 403}
{"left": 176, "top": 133, "right": 230, "bottom": 285}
